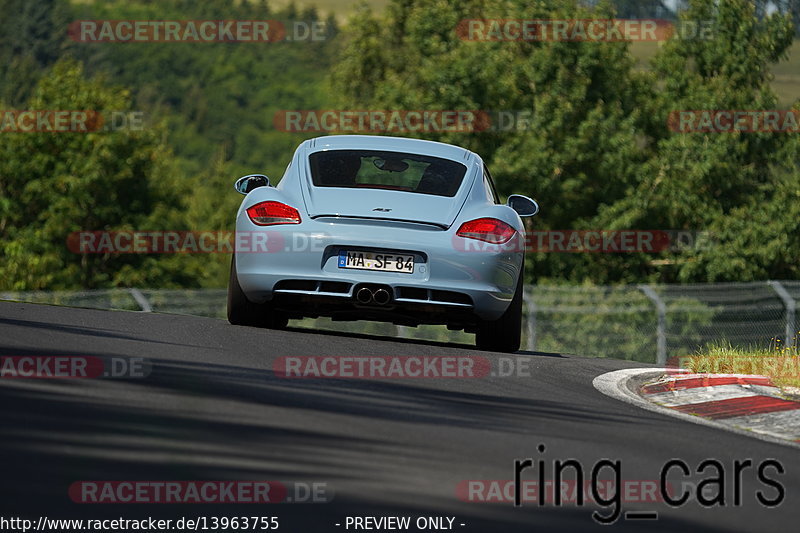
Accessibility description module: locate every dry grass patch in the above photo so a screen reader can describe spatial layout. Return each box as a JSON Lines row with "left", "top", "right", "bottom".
{"left": 683, "top": 340, "right": 800, "bottom": 389}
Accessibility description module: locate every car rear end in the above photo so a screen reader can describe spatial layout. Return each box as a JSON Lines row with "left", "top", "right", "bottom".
{"left": 234, "top": 135, "right": 524, "bottom": 331}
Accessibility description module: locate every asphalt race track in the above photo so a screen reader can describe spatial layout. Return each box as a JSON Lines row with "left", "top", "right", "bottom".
{"left": 0, "top": 301, "right": 798, "bottom": 532}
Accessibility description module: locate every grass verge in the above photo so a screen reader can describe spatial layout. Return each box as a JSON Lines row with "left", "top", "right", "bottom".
{"left": 681, "top": 341, "right": 800, "bottom": 389}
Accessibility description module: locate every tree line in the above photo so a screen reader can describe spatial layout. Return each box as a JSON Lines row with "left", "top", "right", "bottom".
{"left": 0, "top": 0, "right": 798, "bottom": 290}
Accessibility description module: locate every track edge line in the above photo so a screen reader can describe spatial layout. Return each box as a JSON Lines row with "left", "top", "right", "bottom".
{"left": 592, "top": 368, "right": 800, "bottom": 450}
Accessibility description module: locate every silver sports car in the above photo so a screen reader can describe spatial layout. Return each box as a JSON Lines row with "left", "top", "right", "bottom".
{"left": 228, "top": 135, "right": 538, "bottom": 352}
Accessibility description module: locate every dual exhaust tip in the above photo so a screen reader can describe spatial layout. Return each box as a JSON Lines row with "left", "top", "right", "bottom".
{"left": 355, "top": 286, "right": 392, "bottom": 306}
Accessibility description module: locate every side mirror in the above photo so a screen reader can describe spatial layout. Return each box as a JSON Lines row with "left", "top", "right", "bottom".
{"left": 234, "top": 174, "right": 270, "bottom": 195}
{"left": 507, "top": 194, "right": 539, "bottom": 217}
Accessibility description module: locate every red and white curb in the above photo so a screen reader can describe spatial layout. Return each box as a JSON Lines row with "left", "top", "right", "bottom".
{"left": 593, "top": 368, "right": 800, "bottom": 448}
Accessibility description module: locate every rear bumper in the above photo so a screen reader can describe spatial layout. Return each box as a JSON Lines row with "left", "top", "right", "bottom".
{"left": 234, "top": 217, "right": 522, "bottom": 322}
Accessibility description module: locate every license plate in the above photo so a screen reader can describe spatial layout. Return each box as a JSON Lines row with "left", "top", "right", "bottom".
{"left": 338, "top": 251, "right": 414, "bottom": 274}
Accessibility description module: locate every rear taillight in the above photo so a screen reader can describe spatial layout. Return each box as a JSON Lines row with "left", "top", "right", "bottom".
{"left": 246, "top": 201, "right": 301, "bottom": 226}
{"left": 456, "top": 218, "right": 516, "bottom": 244}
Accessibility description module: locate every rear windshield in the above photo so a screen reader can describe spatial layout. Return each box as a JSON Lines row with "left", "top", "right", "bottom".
{"left": 309, "top": 149, "right": 468, "bottom": 197}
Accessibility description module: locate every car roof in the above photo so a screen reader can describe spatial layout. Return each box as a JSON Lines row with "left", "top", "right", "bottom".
{"left": 302, "top": 135, "right": 476, "bottom": 164}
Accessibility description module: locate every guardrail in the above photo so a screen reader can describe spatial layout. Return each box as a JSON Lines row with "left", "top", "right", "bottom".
{"left": 2, "top": 281, "right": 797, "bottom": 364}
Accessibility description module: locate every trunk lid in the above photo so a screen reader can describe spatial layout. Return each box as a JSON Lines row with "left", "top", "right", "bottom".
{"left": 301, "top": 182, "right": 472, "bottom": 228}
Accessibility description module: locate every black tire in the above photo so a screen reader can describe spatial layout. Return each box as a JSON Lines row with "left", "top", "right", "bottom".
{"left": 227, "top": 256, "right": 288, "bottom": 329}
{"left": 475, "top": 274, "right": 523, "bottom": 353}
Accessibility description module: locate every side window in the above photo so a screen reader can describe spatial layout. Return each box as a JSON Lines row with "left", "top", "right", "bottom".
{"left": 483, "top": 165, "right": 499, "bottom": 204}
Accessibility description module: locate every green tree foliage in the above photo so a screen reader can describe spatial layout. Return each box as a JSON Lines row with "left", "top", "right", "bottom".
{"left": 607, "top": 0, "right": 674, "bottom": 19}
{"left": 1, "top": 0, "right": 798, "bottom": 291}
{"left": 70, "top": 0, "right": 338, "bottom": 180}
{"left": 333, "top": 0, "right": 799, "bottom": 284}
{"left": 0, "top": 0, "right": 340, "bottom": 289}
{"left": 63, "top": 0, "right": 341, "bottom": 287}
{"left": 0, "top": 59, "right": 186, "bottom": 289}
{"left": 757, "top": 1, "right": 800, "bottom": 35}
{"left": 334, "top": 0, "right": 651, "bottom": 218}
{"left": 592, "top": 0, "right": 799, "bottom": 282}
{"left": 0, "top": 0, "right": 70, "bottom": 105}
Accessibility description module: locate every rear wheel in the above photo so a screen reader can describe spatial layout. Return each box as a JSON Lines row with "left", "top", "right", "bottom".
{"left": 475, "top": 274, "right": 523, "bottom": 353}
{"left": 227, "top": 256, "right": 288, "bottom": 329}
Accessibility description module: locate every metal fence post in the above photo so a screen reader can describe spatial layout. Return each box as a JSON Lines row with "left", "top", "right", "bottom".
{"left": 767, "top": 280, "right": 796, "bottom": 347}
{"left": 129, "top": 288, "right": 152, "bottom": 312}
{"left": 638, "top": 285, "right": 666, "bottom": 365}
{"left": 524, "top": 288, "right": 537, "bottom": 352}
